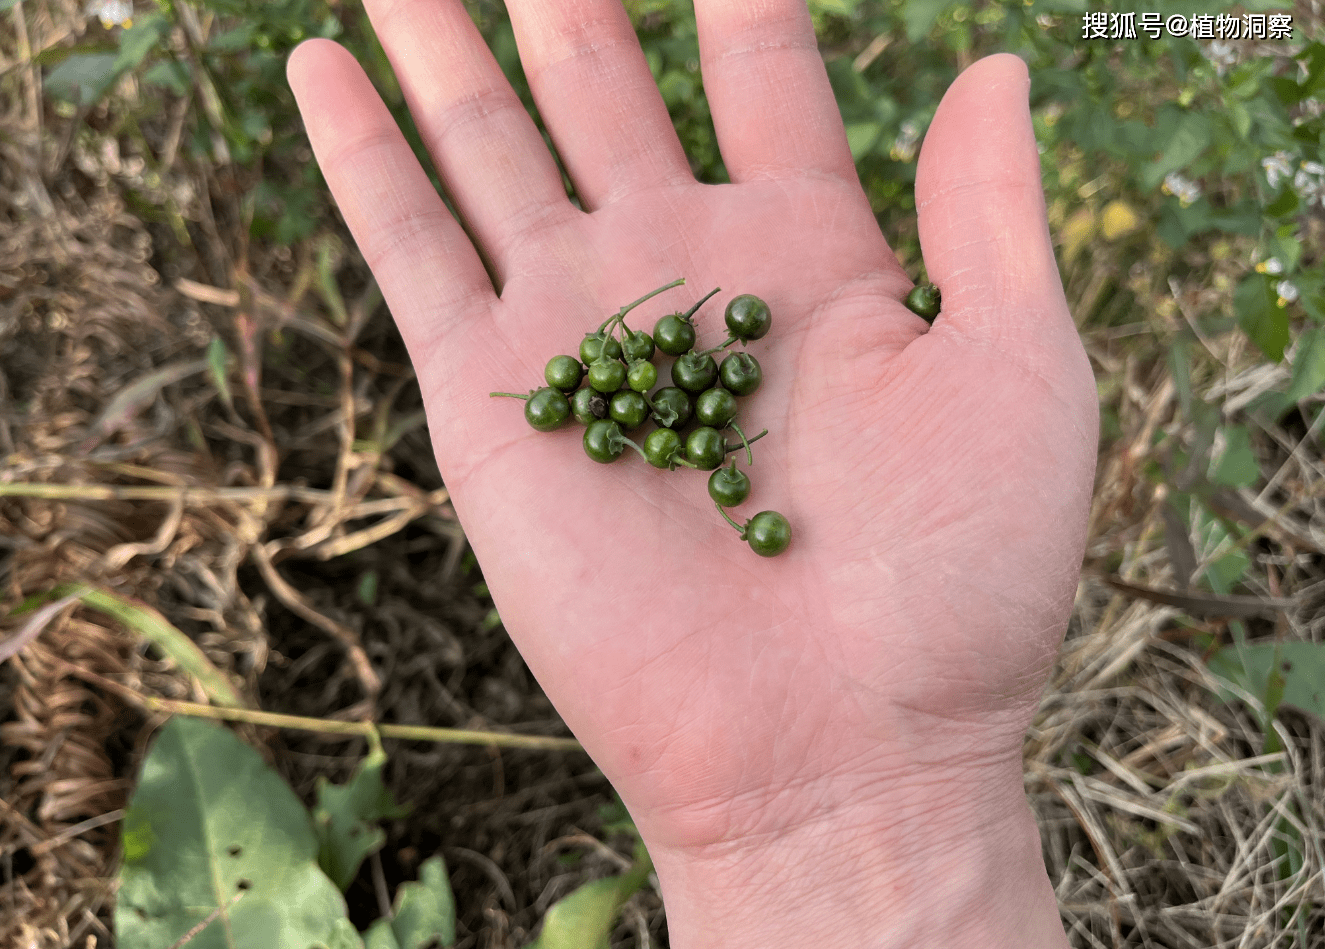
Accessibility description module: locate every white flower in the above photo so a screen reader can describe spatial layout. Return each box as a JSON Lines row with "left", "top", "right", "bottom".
{"left": 1257, "top": 257, "right": 1284, "bottom": 275}
{"left": 1294, "top": 161, "right": 1325, "bottom": 206}
{"left": 1163, "top": 172, "right": 1201, "bottom": 207}
{"left": 1262, "top": 151, "right": 1294, "bottom": 189}
{"left": 1276, "top": 281, "right": 1299, "bottom": 307}
{"left": 88, "top": 0, "right": 132, "bottom": 28}
{"left": 1204, "top": 41, "right": 1237, "bottom": 76}
{"left": 890, "top": 120, "right": 921, "bottom": 163}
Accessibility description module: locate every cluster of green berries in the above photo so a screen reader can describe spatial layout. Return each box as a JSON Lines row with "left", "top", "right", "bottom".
{"left": 491, "top": 279, "right": 791, "bottom": 557}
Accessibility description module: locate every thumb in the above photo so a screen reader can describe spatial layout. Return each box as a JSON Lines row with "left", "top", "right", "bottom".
{"left": 915, "top": 54, "right": 1073, "bottom": 359}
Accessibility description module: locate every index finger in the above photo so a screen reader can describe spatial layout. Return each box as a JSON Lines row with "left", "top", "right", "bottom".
{"left": 287, "top": 39, "right": 495, "bottom": 363}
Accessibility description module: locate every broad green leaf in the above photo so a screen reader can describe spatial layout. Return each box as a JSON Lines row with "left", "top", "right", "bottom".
{"left": 362, "top": 857, "right": 456, "bottom": 949}
{"left": 844, "top": 122, "right": 882, "bottom": 161}
{"left": 1208, "top": 641, "right": 1325, "bottom": 720}
{"left": 1141, "top": 112, "right": 1211, "bottom": 191}
{"left": 529, "top": 843, "right": 652, "bottom": 949}
{"left": 902, "top": 0, "right": 950, "bottom": 41}
{"left": 114, "top": 13, "right": 170, "bottom": 73}
{"left": 44, "top": 52, "right": 120, "bottom": 106}
{"left": 115, "top": 717, "right": 350, "bottom": 949}
{"left": 318, "top": 918, "right": 366, "bottom": 949}
{"left": 1285, "top": 328, "right": 1325, "bottom": 403}
{"left": 1236, "top": 274, "right": 1290, "bottom": 362}
{"left": 315, "top": 744, "right": 411, "bottom": 891}
{"left": 1210, "top": 426, "right": 1260, "bottom": 488}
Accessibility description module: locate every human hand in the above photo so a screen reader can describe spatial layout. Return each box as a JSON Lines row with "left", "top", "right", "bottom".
{"left": 288, "top": 2, "right": 1096, "bottom": 945}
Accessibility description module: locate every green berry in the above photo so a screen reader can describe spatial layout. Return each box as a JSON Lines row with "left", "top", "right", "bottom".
{"left": 622, "top": 330, "right": 655, "bottom": 362}
{"left": 719, "top": 352, "right": 762, "bottom": 396}
{"left": 671, "top": 353, "right": 718, "bottom": 394}
{"left": 580, "top": 332, "right": 623, "bottom": 363}
{"left": 724, "top": 294, "right": 771, "bottom": 341}
{"left": 643, "top": 428, "right": 684, "bottom": 469}
{"left": 583, "top": 419, "right": 626, "bottom": 463}
{"left": 587, "top": 357, "right": 626, "bottom": 393}
{"left": 524, "top": 387, "right": 570, "bottom": 432}
{"left": 695, "top": 387, "right": 738, "bottom": 428}
{"left": 544, "top": 354, "right": 584, "bottom": 392}
{"left": 708, "top": 466, "right": 751, "bottom": 507}
{"left": 570, "top": 387, "right": 607, "bottom": 424}
{"left": 653, "top": 314, "right": 696, "bottom": 356}
{"left": 743, "top": 511, "right": 791, "bottom": 557}
{"left": 609, "top": 390, "right": 650, "bottom": 430}
{"left": 649, "top": 387, "right": 693, "bottom": 429}
{"left": 904, "top": 283, "right": 941, "bottom": 323}
{"left": 627, "top": 359, "right": 658, "bottom": 393}
{"left": 685, "top": 426, "right": 726, "bottom": 470}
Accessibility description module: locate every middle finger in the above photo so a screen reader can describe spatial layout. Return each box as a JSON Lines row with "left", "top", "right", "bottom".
{"left": 363, "top": 0, "right": 575, "bottom": 282}
{"left": 506, "top": 0, "right": 695, "bottom": 210}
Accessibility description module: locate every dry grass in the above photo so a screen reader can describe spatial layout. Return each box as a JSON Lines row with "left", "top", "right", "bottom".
{"left": 2, "top": 2, "right": 1324, "bottom": 948}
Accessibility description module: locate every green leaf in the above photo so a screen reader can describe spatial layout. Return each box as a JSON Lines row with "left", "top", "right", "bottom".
{"left": 1210, "top": 426, "right": 1260, "bottom": 488}
{"left": 1265, "top": 188, "right": 1299, "bottom": 218}
{"left": 1141, "top": 112, "right": 1212, "bottom": 191}
{"left": 1236, "top": 274, "right": 1290, "bottom": 362}
{"left": 318, "top": 919, "right": 366, "bottom": 949}
{"left": 529, "top": 843, "right": 652, "bottom": 949}
{"left": 1208, "top": 641, "right": 1325, "bottom": 720}
{"left": 115, "top": 718, "right": 350, "bottom": 949}
{"left": 44, "top": 52, "right": 121, "bottom": 106}
{"left": 314, "top": 744, "right": 410, "bottom": 891}
{"left": 39, "top": 584, "right": 245, "bottom": 708}
{"left": 1285, "top": 327, "right": 1325, "bottom": 403}
{"left": 114, "top": 13, "right": 170, "bottom": 73}
{"left": 207, "top": 336, "right": 233, "bottom": 410}
{"left": 844, "top": 122, "right": 882, "bottom": 161}
{"left": 902, "top": 0, "right": 950, "bottom": 41}
{"left": 362, "top": 857, "right": 456, "bottom": 949}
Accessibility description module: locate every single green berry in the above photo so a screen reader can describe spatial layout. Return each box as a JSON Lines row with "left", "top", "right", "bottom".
{"left": 743, "top": 510, "right": 791, "bottom": 557}
{"left": 583, "top": 418, "right": 626, "bottom": 463}
{"left": 724, "top": 294, "right": 772, "bottom": 341}
{"left": 544, "top": 354, "right": 584, "bottom": 392}
{"left": 622, "top": 330, "right": 655, "bottom": 362}
{"left": 719, "top": 352, "right": 762, "bottom": 396}
{"left": 671, "top": 353, "right": 718, "bottom": 394}
{"left": 626, "top": 359, "right": 658, "bottom": 393}
{"left": 653, "top": 314, "right": 696, "bottom": 356}
{"left": 695, "top": 387, "right": 738, "bottom": 428}
{"left": 587, "top": 357, "right": 627, "bottom": 393}
{"left": 570, "top": 387, "right": 607, "bottom": 424}
{"left": 685, "top": 426, "right": 726, "bottom": 470}
{"left": 524, "top": 387, "right": 571, "bottom": 432}
{"left": 643, "top": 428, "right": 684, "bottom": 469}
{"left": 580, "top": 331, "right": 623, "bottom": 363}
{"left": 904, "top": 283, "right": 941, "bottom": 323}
{"left": 708, "top": 466, "right": 751, "bottom": 507}
{"left": 649, "top": 387, "right": 693, "bottom": 429}
{"left": 609, "top": 389, "right": 650, "bottom": 430}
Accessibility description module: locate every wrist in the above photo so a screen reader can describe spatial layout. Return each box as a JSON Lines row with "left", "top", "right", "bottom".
{"left": 644, "top": 758, "right": 1066, "bottom": 949}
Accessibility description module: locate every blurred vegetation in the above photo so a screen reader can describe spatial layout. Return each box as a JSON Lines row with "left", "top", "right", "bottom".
{"left": 12, "top": 0, "right": 1325, "bottom": 944}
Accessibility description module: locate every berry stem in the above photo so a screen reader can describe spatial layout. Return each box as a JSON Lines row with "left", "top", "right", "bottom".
{"left": 489, "top": 391, "right": 530, "bottom": 400}
{"left": 598, "top": 278, "right": 686, "bottom": 334}
{"left": 726, "top": 424, "right": 765, "bottom": 465}
{"left": 714, "top": 501, "right": 746, "bottom": 536}
{"left": 682, "top": 286, "right": 722, "bottom": 320}
{"left": 696, "top": 335, "right": 739, "bottom": 357}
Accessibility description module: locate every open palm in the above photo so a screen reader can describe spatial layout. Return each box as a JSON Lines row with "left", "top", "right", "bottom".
{"left": 289, "top": 0, "right": 1097, "bottom": 924}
